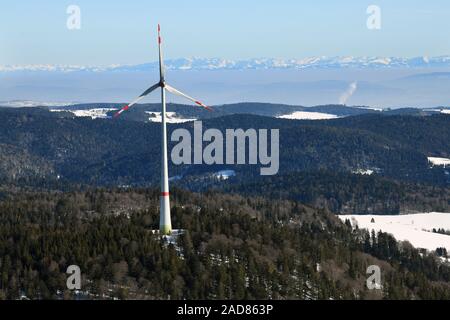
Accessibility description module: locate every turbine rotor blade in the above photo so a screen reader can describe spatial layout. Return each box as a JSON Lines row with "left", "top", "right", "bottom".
{"left": 165, "top": 84, "right": 212, "bottom": 111}
{"left": 114, "top": 83, "right": 160, "bottom": 118}
{"left": 158, "top": 24, "right": 165, "bottom": 82}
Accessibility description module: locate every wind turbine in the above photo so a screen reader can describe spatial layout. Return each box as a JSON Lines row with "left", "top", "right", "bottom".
{"left": 114, "top": 25, "right": 211, "bottom": 235}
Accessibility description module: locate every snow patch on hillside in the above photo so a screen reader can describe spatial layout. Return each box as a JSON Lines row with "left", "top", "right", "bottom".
{"left": 353, "top": 169, "right": 374, "bottom": 176}
{"left": 428, "top": 157, "right": 450, "bottom": 167}
{"left": 278, "top": 111, "right": 339, "bottom": 120}
{"left": 146, "top": 112, "right": 196, "bottom": 123}
{"left": 50, "top": 108, "right": 116, "bottom": 119}
{"left": 358, "top": 106, "right": 383, "bottom": 112}
{"left": 339, "top": 213, "right": 450, "bottom": 251}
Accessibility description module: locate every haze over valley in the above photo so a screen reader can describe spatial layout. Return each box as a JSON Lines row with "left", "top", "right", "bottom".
{"left": 2, "top": 56, "right": 450, "bottom": 108}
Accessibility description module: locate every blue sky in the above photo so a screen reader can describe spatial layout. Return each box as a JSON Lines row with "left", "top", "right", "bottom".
{"left": 1, "top": 0, "right": 449, "bottom": 65}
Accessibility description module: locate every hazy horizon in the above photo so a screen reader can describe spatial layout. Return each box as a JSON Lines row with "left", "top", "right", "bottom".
{"left": 1, "top": 67, "right": 450, "bottom": 108}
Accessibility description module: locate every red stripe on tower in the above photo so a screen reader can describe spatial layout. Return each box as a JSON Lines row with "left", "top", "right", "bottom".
{"left": 161, "top": 192, "right": 170, "bottom": 197}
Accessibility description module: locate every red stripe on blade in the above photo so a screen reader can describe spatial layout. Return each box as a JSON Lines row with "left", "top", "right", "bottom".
{"left": 195, "top": 101, "right": 212, "bottom": 111}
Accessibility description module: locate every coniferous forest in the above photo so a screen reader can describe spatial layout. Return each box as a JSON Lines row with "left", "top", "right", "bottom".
{"left": 0, "top": 188, "right": 449, "bottom": 300}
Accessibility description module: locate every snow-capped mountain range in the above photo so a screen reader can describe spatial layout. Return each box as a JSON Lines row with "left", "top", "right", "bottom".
{"left": 0, "top": 100, "right": 76, "bottom": 108}
{"left": 2, "top": 56, "right": 450, "bottom": 73}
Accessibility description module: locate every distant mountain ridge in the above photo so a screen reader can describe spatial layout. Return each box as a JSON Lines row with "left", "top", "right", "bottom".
{"left": 2, "top": 56, "right": 450, "bottom": 73}
{"left": 1, "top": 102, "right": 449, "bottom": 121}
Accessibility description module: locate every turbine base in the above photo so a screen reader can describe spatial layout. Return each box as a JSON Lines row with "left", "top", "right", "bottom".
{"left": 159, "top": 225, "right": 172, "bottom": 235}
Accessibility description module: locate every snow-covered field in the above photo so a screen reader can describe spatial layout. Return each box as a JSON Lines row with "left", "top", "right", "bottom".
{"left": 50, "top": 108, "right": 116, "bottom": 119}
{"left": 277, "top": 111, "right": 339, "bottom": 120}
{"left": 428, "top": 157, "right": 450, "bottom": 167}
{"left": 441, "top": 109, "right": 450, "bottom": 114}
{"left": 146, "top": 111, "right": 196, "bottom": 123}
{"left": 339, "top": 213, "right": 450, "bottom": 252}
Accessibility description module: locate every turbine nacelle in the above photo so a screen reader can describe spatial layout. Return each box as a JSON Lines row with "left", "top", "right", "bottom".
{"left": 113, "top": 26, "right": 211, "bottom": 118}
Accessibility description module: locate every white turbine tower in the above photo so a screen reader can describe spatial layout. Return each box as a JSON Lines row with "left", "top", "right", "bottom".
{"left": 114, "top": 25, "right": 211, "bottom": 235}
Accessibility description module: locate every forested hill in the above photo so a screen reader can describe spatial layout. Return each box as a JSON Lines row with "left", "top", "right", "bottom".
{"left": 318, "top": 113, "right": 450, "bottom": 157}
{"left": 0, "top": 108, "right": 448, "bottom": 214}
{"left": 201, "top": 113, "right": 449, "bottom": 185}
{"left": 1, "top": 188, "right": 450, "bottom": 300}
{"left": 218, "top": 171, "right": 450, "bottom": 215}
{"left": 0, "top": 109, "right": 449, "bottom": 185}
{"left": 37, "top": 103, "right": 382, "bottom": 120}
